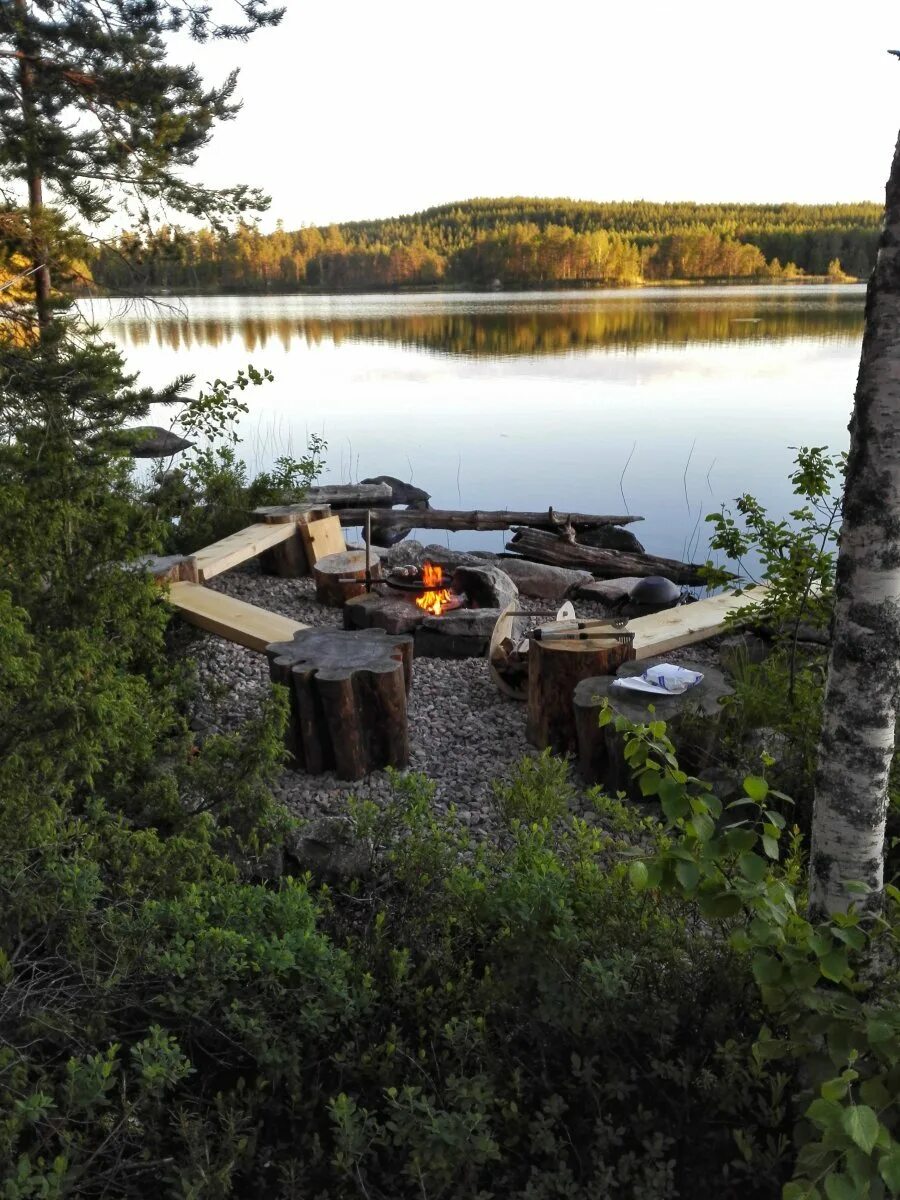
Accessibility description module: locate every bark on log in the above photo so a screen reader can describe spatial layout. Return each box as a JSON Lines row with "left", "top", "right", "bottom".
{"left": 266, "top": 627, "right": 412, "bottom": 780}
{"left": 313, "top": 549, "right": 382, "bottom": 607}
{"left": 335, "top": 507, "right": 642, "bottom": 532}
{"left": 506, "top": 527, "right": 707, "bottom": 585}
{"left": 573, "top": 663, "right": 733, "bottom": 794}
{"left": 811, "top": 130, "right": 900, "bottom": 915}
{"left": 305, "top": 483, "right": 392, "bottom": 507}
{"left": 526, "top": 634, "right": 636, "bottom": 754}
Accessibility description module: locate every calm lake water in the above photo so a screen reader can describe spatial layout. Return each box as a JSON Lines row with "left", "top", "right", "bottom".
{"left": 88, "top": 286, "right": 866, "bottom": 562}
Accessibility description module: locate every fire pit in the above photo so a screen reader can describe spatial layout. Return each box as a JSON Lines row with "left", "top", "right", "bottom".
{"left": 343, "top": 562, "right": 518, "bottom": 658}
{"left": 384, "top": 563, "right": 467, "bottom": 615}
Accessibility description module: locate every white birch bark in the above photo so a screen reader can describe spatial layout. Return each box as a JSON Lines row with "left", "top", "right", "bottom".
{"left": 811, "top": 130, "right": 900, "bottom": 916}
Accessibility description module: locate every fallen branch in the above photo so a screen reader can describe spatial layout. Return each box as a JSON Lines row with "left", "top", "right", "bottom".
{"left": 505, "top": 526, "right": 707, "bottom": 584}
{"left": 336, "top": 507, "right": 642, "bottom": 533}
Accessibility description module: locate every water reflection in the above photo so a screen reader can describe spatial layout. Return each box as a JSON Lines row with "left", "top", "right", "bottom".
{"left": 105, "top": 289, "right": 864, "bottom": 358}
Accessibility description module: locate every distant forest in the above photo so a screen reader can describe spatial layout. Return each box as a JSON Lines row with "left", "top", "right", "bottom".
{"left": 92, "top": 198, "right": 883, "bottom": 293}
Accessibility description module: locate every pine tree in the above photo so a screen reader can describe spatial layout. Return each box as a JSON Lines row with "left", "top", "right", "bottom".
{"left": 0, "top": 0, "right": 283, "bottom": 323}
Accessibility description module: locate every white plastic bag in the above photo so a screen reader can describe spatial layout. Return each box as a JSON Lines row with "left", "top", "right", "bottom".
{"left": 613, "top": 663, "right": 703, "bottom": 696}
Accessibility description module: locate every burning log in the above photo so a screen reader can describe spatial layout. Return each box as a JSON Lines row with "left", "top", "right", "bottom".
{"left": 335, "top": 507, "right": 642, "bottom": 534}
{"left": 506, "top": 527, "right": 708, "bottom": 585}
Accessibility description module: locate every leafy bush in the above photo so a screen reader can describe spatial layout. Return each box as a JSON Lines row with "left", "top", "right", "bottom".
{"left": 703, "top": 446, "right": 842, "bottom": 639}
{"left": 1, "top": 763, "right": 794, "bottom": 1199}
{"left": 491, "top": 747, "right": 574, "bottom": 825}
{"left": 601, "top": 703, "right": 900, "bottom": 1200}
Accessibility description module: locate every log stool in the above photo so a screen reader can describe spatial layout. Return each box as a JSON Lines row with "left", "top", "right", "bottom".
{"left": 573, "top": 661, "right": 733, "bottom": 795}
{"left": 526, "top": 632, "right": 635, "bottom": 754}
{"left": 266, "top": 627, "right": 412, "bottom": 780}
{"left": 313, "top": 549, "right": 382, "bottom": 607}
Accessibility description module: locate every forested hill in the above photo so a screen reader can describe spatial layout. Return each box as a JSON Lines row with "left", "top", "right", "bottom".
{"left": 93, "top": 197, "right": 884, "bottom": 293}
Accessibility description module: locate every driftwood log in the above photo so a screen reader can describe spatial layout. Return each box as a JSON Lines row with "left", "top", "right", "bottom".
{"left": 526, "top": 634, "right": 636, "bottom": 754}
{"left": 573, "top": 661, "right": 734, "bottom": 794}
{"left": 266, "top": 627, "right": 413, "bottom": 780}
{"left": 313, "top": 549, "right": 382, "bottom": 607}
{"left": 506, "top": 527, "right": 707, "bottom": 585}
{"left": 305, "top": 483, "right": 392, "bottom": 507}
{"left": 335, "top": 507, "right": 642, "bottom": 533}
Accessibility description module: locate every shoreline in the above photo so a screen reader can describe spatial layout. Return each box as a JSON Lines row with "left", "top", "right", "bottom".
{"left": 82, "top": 276, "right": 861, "bottom": 301}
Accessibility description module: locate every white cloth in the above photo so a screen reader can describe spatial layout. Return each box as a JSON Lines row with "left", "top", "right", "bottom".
{"left": 612, "top": 663, "right": 704, "bottom": 696}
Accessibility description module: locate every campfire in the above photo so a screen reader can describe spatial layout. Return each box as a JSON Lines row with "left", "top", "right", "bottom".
{"left": 384, "top": 563, "right": 467, "bottom": 615}
{"left": 415, "top": 562, "right": 461, "bottom": 616}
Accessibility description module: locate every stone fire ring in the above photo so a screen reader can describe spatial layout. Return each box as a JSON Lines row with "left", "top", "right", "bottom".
{"left": 344, "top": 564, "right": 518, "bottom": 659}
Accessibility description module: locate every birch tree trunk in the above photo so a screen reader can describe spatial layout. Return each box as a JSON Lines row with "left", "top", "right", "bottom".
{"left": 810, "top": 130, "right": 900, "bottom": 916}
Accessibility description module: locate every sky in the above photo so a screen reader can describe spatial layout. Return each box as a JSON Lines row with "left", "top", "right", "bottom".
{"left": 179, "top": 0, "right": 900, "bottom": 231}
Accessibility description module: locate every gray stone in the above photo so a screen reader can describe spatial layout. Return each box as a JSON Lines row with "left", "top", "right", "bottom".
{"left": 383, "top": 540, "right": 427, "bottom": 568}
{"left": 450, "top": 564, "right": 517, "bottom": 612}
{"left": 577, "top": 526, "right": 646, "bottom": 554}
{"left": 284, "top": 816, "right": 372, "bottom": 884}
{"left": 499, "top": 558, "right": 593, "bottom": 600}
{"left": 719, "top": 633, "right": 771, "bottom": 673}
{"left": 575, "top": 576, "right": 644, "bottom": 605}
{"left": 420, "top": 609, "right": 501, "bottom": 639}
{"left": 360, "top": 475, "right": 431, "bottom": 507}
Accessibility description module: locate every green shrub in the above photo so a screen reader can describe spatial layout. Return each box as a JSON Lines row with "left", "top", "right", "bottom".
{"left": 491, "top": 748, "right": 574, "bottom": 825}
{"left": 0, "top": 769, "right": 791, "bottom": 1199}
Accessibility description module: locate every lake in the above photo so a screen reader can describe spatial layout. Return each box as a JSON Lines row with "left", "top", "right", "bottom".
{"left": 88, "top": 285, "right": 866, "bottom": 564}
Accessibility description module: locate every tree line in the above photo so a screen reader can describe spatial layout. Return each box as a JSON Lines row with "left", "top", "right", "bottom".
{"left": 91, "top": 198, "right": 882, "bottom": 293}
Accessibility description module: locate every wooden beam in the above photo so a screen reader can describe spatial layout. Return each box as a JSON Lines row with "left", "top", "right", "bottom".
{"left": 167, "top": 581, "right": 307, "bottom": 653}
{"left": 193, "top": 522, "right": 297, "bottom": 583}
{"left": 336, "top": 507, "right": 643, "bottom": 532}
{"left": 629, "top": 586, "right": 769, "bottom": 659}
{"left": 300, "top": 515, "right": 346, "bottom": 566}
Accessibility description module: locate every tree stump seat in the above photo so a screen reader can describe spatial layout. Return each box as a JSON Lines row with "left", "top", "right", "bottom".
{"left": 526, "top": 632, "right": 636, "bottom": 754}
{"left": 313, "top": 549, "right": 383, "bottom": 607}
{"left": 266, "top": 627, "right": 412, "bottom": 781}
{"left": 573, "top": 660, "right": 733, "bottom": 795}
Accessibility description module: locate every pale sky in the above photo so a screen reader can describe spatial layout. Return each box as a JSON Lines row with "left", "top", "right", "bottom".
{"left": 181, "top": 0, "right": 900, "bottom": 231}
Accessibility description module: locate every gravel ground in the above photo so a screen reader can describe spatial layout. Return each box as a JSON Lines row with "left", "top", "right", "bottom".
{"left": 188, "top": 564, "right": 724, "bottom": 834}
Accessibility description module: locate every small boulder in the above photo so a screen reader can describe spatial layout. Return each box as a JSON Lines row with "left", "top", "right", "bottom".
{"left": 360, "top": 475, "right": 431, "bottom": 507}
{"left": 500, "top": 558, "right": 592, "bottom": 600}
{"left": 577, "top": 526, "right": 646, "bottom": 554}
{"left": 450, "top": 564, "right": 517, "bottom": 611}
{"left": 284, "top": 816, "right": 372, "bottom": 884}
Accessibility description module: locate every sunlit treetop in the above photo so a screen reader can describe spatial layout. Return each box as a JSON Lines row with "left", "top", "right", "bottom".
{"left": 0, "top": 0, "right": 284, "bottom": 228}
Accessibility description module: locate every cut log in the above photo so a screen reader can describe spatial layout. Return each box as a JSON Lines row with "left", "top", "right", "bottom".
{"left": 573, "top": 662, "right": 734, "bottom": 794}
{"left": 335, "top": 507, "right": 642, "bottom": 532}
{"left": 506, "top": 527, "right": 707, "bottom": 585}
{"left": 252, "top": 503, "right": 332, "bottom": 578}
{"left": 140, "top": 554, "right": 199, "bottom": 584}
{"left": 314, "top": 549, "right": 382, "bottom": 607}
{"left": 266, "top": 627, "right": 413, "bottom": 780}
{"left": 305, "top": 483, "right": 392, "bottom": 507}
{"left": 526, "top": 632, "right": 636, "bottom": 754}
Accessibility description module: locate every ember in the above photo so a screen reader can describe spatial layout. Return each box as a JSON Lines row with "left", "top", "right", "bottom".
{"left": 415, "top": 562, "right": 460, "bottom": 616}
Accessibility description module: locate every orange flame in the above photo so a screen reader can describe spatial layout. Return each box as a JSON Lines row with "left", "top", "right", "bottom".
{"left": 415, "top": 562, "right": 454, "bottom": 616}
